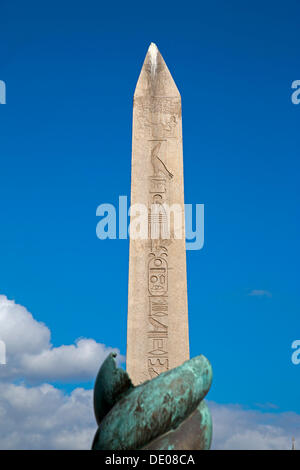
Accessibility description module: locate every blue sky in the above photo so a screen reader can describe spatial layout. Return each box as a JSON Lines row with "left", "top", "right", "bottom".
{"left": 0, "top": 0, "right": 299, "bottom": 431}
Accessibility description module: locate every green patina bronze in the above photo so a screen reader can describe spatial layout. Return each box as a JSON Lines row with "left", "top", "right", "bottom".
{"left": 92, "top": 353, "right": 213, "bottom": 450}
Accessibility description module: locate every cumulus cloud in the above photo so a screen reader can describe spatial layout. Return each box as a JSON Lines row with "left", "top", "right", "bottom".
{"left": 210, "top": 402, "right": 300, "bottom": 450}
{"left": 0, "top": 382, "right": 96, "bottom": 449}
{"left": 248, "top": 290, "right": 272, "bottom": 298}
{"left": 0, "top": 294, "right": 126, "bottom": 449}
{"left": 1, "top": 295, "right": 299, "bottom": 450}
{"left": 0, "top": 295, "right": 124, "bottom": 382}
{"left": 0, "top": 389, "right": 299, "bottom": 450}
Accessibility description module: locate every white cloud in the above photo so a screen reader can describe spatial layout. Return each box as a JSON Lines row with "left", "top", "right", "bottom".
{"left": 20, "top": 338, "right": 121, "bottom": 382}
{"left": 248, "top": 289, "right": 272, "bottom": 298}
{"left": 210, "top": 402, "right": 300, "bottom": 450}
{"left": 0, "top": 295, "right": 124, "bottom": 382}
{"left": 0, "top": 294, "right": 122, "bottom": 449}
{"left": 0, "top": 388, "right": 299, "bottom": 450}
{"left": 0, "top": 382, "right": 96, "bottom": 449}
{"left": 1, "top": 295, "right": 299, "bottom": 450}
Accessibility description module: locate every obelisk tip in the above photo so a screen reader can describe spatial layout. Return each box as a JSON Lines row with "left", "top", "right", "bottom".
{"left": 134, "top": 42, "right": 180, "bottom": 98}
{"left": 148, "top": 42, "right": 158, "bottom": 53}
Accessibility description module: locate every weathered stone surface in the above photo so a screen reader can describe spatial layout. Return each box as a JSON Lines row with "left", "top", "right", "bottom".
{"left": 127, "top": 43, "right": 189, "bottom": 385}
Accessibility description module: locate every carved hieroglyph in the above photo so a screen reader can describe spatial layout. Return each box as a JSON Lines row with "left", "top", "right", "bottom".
{"left": 126, "top": 43, "right": 189, "bottom": 385}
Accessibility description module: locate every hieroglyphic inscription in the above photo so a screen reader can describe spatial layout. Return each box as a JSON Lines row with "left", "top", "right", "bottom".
{"left": 147, "top": 140, "right": 173, "bottom": 379}
{"left": 127, "top": 44, "right": 189, "bottom": 386}
{"left": 134, "top": 96, "right": 180, "bottom": 140}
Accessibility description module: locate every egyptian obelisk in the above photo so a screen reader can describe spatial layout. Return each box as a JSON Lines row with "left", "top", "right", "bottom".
{"left": 127, "top": 43, "right": 189, "bottom": 385}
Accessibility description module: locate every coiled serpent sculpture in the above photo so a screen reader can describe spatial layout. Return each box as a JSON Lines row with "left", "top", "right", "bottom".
{"left": 92, "top": 353, "right": 213, "bottom": 450}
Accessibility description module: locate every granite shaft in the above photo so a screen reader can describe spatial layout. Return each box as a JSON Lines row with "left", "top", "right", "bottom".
{"left": 126, "top": 43, "right": 189, "bottom": 385}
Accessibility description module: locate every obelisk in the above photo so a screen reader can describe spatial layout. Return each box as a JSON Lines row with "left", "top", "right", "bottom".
{"left": 127, "top": 43, "right": 189, "bottom": 385}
